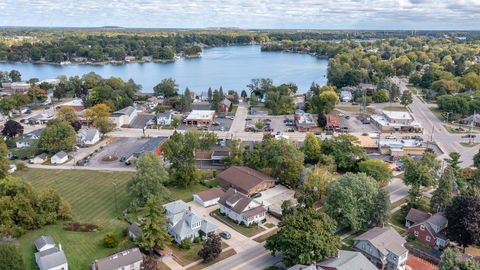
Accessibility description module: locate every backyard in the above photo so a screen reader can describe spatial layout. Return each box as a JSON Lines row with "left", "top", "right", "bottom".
{"left": 15, "top": 168, "right": 210, "bottom": 270}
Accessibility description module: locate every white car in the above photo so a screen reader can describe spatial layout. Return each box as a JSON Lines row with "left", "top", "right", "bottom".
{"left": 337, "top": 113, "right": 345, "bottom": 117}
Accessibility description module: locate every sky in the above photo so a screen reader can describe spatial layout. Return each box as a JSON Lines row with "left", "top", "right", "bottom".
{"left": 1, "top": 0, "right": 480, "bottom": 30}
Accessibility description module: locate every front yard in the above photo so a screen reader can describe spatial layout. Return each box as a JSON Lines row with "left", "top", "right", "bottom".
{"left": 211, "top": 209, "right": 266, "bottom": 237}
{"left": 169, "top": 241, "right": 230, "bottom": 267}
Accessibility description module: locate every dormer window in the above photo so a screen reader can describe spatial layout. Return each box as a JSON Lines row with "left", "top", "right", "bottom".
{"left": 420, "top": 224, "right": 425, "bottom": 231}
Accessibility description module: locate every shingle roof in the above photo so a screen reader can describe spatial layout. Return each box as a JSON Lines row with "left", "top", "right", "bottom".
{"left": 318, "top": 250, "right": 377, "bottom": 270}
{"left": 78, "top": 128, "right": 99, "bottom": 141}
{"left": 163, "top": 200, "right": 188, "bottom": 215}
{"left": 218, "top": 166, "right": 275, "bottom": 194}
{"left": 53, "top": 151, "right": 68, "bottom": 159}
{"left": 34, "top": 235, "right": 55, "bottom": 251}
{"left": 195, "top": 188, "right": 225, "bottom": 202}
{"left": 112, "top": 106, "right": 135, "bottom": 117}
{"left": 354, "top": 227, "right": 407, "bottom": 256}
{"left": 35, "top": 246, "right": 67, "bottom": 269}
{"left": 218, "top": 188, "right": 266, "bottom": 216}
{"left": 405, "top": 208, "right": 431, "bottom": 225}
{"left": 427, "top": 212, "right": 448, "bottom": 228}
{"left": 93, "top": 248, "right": 143, "bottom": 270}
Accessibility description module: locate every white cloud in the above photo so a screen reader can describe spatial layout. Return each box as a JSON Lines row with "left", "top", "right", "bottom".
{"left": 0, "top": 0, "right": 478, "bottom": 29}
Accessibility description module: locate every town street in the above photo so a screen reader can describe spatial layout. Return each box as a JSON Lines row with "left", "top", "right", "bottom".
{"left": 205, "top": 244, "right": 282, "bottom": 270}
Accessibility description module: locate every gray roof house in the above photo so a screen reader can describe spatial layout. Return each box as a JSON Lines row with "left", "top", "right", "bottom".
{"left": 163, "top": 200, "right": 218, "bottom": 243}
{"left": 77, "top": 128, "right": 101, "bottom": 146}
{"left": 317, "top": 250, "right": 377, "bottom": 270}
{"left": 34, "top": 236, "right": 68, "bottom": 270}
{"left": 353, "top": 226, "right": 408, "bottom": 270}
{"left": 51, "top": 151, "right": 68, "bottom": 164}
{"left": 92, "top": 248, "right": 143, "bottom": 270}
{"left": 156, "top": 111, "right": 173, "bottom": 126}
{"left": 128, "top": 223, "right": 141, "bottom": 241}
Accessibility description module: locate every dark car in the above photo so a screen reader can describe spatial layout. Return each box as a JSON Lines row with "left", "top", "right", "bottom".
{"left": 212, "top": 122, "right": 220, "bottom": 126}
{"left": 219, "top": 231, "right": 231, "bottom": 239}
{"left": 251, "top": 192, "right": 262, "bottom": 199}
{"left": 264, "top": 128, "right": 273, "bottom": 132}
{"left": 345, "top": 115, "right": 351, "bottom": 120}
{"left": 462, "top": 134, "right": 476, "bottom": 138}
{"left": 245, "top": 118, "right": 252, "bottom": 121}
{"left": 119, "top": 156, "right": 127, "bottom": 162}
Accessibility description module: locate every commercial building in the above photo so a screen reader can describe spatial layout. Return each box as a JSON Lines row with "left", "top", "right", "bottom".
{"left": 185, "top": 110, "right": 216, "bottom": 126}
{"left": 370, "top": 110, "right": 422, "bottom": 133}
{"left": 217, "top": 166, "right": 276, "bottom": 196}
{"left": 294, "top": 110, "right": 316, "bottom": 132}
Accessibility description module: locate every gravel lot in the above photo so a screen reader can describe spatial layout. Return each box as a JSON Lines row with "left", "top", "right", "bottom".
{"left": 87, "top": 137, "right": 149, "bottom": 168}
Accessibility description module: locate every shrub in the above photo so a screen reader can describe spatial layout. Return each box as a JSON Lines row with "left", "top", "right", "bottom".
{"left": 193, "top": 236, "right": 201, "bottom": 243}
{"left": 178, "top": 238, "right": 192, "bottom": 249}
{"left": 103, "top": 233, "right": 119, "bottom": 248}
{"left": 15, "top": 162, "right": 26, "bottom": 171}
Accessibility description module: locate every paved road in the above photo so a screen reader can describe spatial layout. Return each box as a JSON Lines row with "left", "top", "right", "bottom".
{"left": 205, "top": 244, "right": 282, "bottom": 270}
{"left": 383, "top": 178, "right": 409, "bottom": 204}
{"left": 391, "top": 77, "right": 479, "bottom": 168}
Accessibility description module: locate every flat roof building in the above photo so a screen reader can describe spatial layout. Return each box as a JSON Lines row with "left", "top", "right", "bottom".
{"left": 371, "top": 110, "right": 422, "bottom": 133}
{"left": 185, "top": 110, "right": 216, "bottom": 126}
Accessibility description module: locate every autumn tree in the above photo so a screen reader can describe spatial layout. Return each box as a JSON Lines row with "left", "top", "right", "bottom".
{"left": 57, "top": 106, "right": 78, "bottom": 123}
{"left": 198, "top": 233, "right": 222, "bottom": 262}
{"left": 296, "top": 166, "right": 333, "bottom": 208}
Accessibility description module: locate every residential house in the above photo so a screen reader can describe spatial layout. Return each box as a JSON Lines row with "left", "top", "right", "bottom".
{"left": 77, "top": 129, "right": 101, "bottom": 146}
{"left": 286, "top": 265, "right": 316, "bottom": 270}
{"left": 353, "top": 226, "right": 408, "bottom": 270}
{"left": 462, "top": 114, "right": 480, "bottom": 127}
{"left": 218, "top": 188, "right": 267, "bottom": 226}
{"left": 340, "top": 90, "right": 353, "bottom": 102}
{"left": 405, "top": 208, "right": 449, "bottom": 249}
{"left": 51, "top": 151, "right": 68, "bottom": 164}
{"left": 24, "top": 128, "right": 44, "bottom": 140}
{"left": 128, "top": 223, "right": 141, "bottom": 241}
{"left": 219, "top": 98, "right": 232, "bottom": 113}
{"left": 109, "top": 106, "right": 138, "bottom": 128}
{"left": 317, "top": 250, "right": 377, "bottom": 270}
{"left": 16, "top": 137, "right": 36, "bottom": 148}
{"left": 92, "top": 248, "right": 143, "bottom": 270}
{"left": 163, "top": 200, "right": 218, "bottom": 243}
{"left": 217, "top": 166, "right": 276, "bottom": 196}
{"left": 30, "top": 153, "right": 49, "bottom": 164}
{"left": 34, "top": 236, "right": 68, "bottom": 270}
{"left": 57, "top": 99, "right": 85, "bottom": 112}
{"left": 27, "top": 110, "right": 55, "bottom": 125}
{"left": 193, "top": 188, "right": 225, "bottom": 207}
{"left": 156, "top": 111, "right": 173, "bottom": 126}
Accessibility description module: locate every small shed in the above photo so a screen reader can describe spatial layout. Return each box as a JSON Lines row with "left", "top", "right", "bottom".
{"left": 30, "top": 153, "right": 48, "bottom": 164}
{"left": 51, "top": 151, "right": 68, "bottom": 164}
{"left": 193, "top": 188, "right": 225, "bottom": 207}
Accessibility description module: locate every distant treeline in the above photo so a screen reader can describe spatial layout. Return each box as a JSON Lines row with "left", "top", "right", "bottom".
{"left": 2, "top": 28, "right": 480, "bottom": 63}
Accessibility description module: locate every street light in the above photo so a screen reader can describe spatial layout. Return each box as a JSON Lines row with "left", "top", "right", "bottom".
{"left": 112, "top": 181, "right": 118, "bottom": 214}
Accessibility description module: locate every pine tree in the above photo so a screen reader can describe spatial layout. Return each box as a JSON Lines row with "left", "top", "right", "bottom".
{"left": 138, "top": 196, "right": 172, "bottom": 255}
{"left": 207, "top": 87, "right": 213, "bottom": 102}
{"left": 430, "top": 167, "right": 455, "bottom": 213}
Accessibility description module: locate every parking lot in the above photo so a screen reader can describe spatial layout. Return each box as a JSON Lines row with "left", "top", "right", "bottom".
{"left": 245, "top": 115, "right": 295, "bottom": 133}
{"left": 86, "top": 137, "right": 150, "bottom": 169}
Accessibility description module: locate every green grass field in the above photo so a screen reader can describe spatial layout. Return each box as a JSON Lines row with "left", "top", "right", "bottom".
{"left": 15, "top": 168, "right": 210, "bottom": 270}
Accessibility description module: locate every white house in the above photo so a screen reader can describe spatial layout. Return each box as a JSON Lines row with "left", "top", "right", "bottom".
{"left": 109, "top": 106, "right": 138, "bottom": 128}
{"left": 34, "top": 236, "right": 68, "bottom": 270}
{"left": 16, "top": 138, "right": 35, "bottom": 149}
{"left": 156, "top": 111, "right": 173, "bottom": 126}
{"left": 77, "top": 129, "right": 101, "bottom": 146}
{"left": 340, "top": 90, "right": 353, "bottom": 102}
{"left": 218, "top": 188, "right": 267, "bottom": 226}
{"left": 163, "top": 200, "right": 218, "bottom": 243}
{"left": 92, "top": 248, "right": 143, "bottom": 270}
{"left": 193, "top": 188, "right": 225, "bottom": 208}
{"left": 51, "top": 151, "right": 68, "bottom": 164}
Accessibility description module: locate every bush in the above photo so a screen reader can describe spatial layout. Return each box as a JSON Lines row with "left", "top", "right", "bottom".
{"left": 14, "top": 162, "right": 25, "bottom": 171}
{"left": 193, "top": 236, "right": 201, "bottom": 243}
{"left": 63, "top": 221, "right": 99, "bottom": 232}
{"left": 178, "top": 238, "right": 192, "bottom": 250}
{"left": 103, "top": 233, "right": 119, "bottom": 248}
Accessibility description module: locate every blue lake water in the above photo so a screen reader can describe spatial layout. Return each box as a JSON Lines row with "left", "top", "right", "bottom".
{"left": 0, "top": 45, "right": 328, "bottom": 94}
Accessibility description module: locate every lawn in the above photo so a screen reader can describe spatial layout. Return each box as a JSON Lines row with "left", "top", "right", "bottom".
{"left": 389, "top": 210, "right": 406, "bottom": 229}
{"left": 211, "top": 209, "right": 265, "bottom": 237}
{"left": 15, "top": 169, "right": 211, "bottom": 270}
{"left": 383, "top": 106, "right": 408, "bottom": 112}
{"left": 253, "top": 229, "right": 278, "bottom": 243}
{"left": 170, "top": 241, "right": 229, "bottom": 267}
{"left": 16, "top": 169, "right": 136, "bottom": 270}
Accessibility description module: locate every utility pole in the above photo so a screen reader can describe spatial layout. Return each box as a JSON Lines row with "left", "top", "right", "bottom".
{"left": 112, "top": 181, "right": 118, "bottom": 214}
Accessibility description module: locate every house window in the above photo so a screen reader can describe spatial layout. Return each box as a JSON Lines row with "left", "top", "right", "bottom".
{"left": 426, "top": 236, "right": 431, "bottom": 242}
{"left": 420, "top": 225, "right": 425, "bottom": 231}
{"left": 414, "top": 231, "right": 419, "bottom": 237}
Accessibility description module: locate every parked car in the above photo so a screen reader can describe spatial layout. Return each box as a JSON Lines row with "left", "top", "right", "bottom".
{"left": 276, "top": 131, "right": 281, "bottom": 135}
{"left": 251, "top": 193, "right": 262, "bottom": 199}
{"left": 361, "top": 119, "right": 371, "bottom": 124}
{"left": 345, "top": 115, "right": 350, "bottom": 120}
{"left": 264, "top": 128, "right": 273, "bottom": 132}
{"left": 337, "top": 113, "right": 345, "bottom": 117}
{"left": 245, "top": 118, "right": 252, "bottom": 121}
{"left": 226, "top": 116, "right": 234, "bottom": 120}
{"left": 462, "top": 134, "right": 476, "bottom": 138}
{"left": 219, "top": 231, "right": 231, "bottom": 239}
{"left": 264, "top": 118, "right": 272, "bottom": 122}
{"left": 212, "top": 122, "right": 220, "bottom": 126}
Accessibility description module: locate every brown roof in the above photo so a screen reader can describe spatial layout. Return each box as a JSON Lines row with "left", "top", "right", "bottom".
{"left": 218, "top": 166, "right": 275, "bottom": 193}
{"left": 218, "top": 188, "right": 266, "bottom": 215}
{"left": 406, "top": 208, "right": 431, "bottom": 225}
{"left": 195, "top": 188, "right": 225, "bottom": 201}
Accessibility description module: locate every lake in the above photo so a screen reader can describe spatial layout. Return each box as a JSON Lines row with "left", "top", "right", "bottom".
{"left": 0, "top": 45, "right": 328, "bottom": 94}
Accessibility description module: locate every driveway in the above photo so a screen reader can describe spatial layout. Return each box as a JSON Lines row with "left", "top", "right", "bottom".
{"left": 255, "top": 185, "right": 296, "bottom": 215}
{"left": 186, "top": 201, "right": 258, "bottom": 253}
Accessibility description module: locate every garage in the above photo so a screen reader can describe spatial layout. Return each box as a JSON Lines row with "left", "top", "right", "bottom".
{"left": 193, "top": 188, "right": 225, "bottom": 208}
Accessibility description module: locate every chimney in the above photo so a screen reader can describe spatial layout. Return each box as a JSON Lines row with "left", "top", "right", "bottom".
{"left": 427, "top": 213, "right": 432, "bottom": 218}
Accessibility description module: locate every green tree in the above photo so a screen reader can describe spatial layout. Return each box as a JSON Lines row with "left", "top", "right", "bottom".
{"left": 94, "top": 117, "right": 114, "bottom": 136}
{"left": 8, "top": 70, "right": 21, "bottom": 82}
{"left": 445, "top": 196, "right": 480, "bottom": 247}
{"left": 325, "top": 173, "right": 390, "bottom": 231}
{"left": 0, "top": 140, "right": 9, "bottom": 179}
{"left": 162, "top": 131, "right": 217, "bottom": 187}
{"left": 103, "top": 233, "right": 119, "bottom": 248}
{"left": 153, "top": 78, "right": 178, "bottom": 98}
{"left": 137, "top": 196, "right": 172, "bottom": 255}
{"left": 400, "top": 90, "right": 413, "bottom": 107}
{"left": 198, "top": 233, "right": 222, "bottom": 262}
{"left": 358, "top": 158, "right": 392, "bottom": 184}
{"left": 320, "top": 134, "right": 366, "bottom": 172}
{"left": 0, "top": 242, "right": 25, "bottom": 270}
{"left": 56, "top": 106, "right": 78, "bottom": 123}
{"left": 38, "top": 119, "right": 77, "bottom": 154}
{"left": 0, "top": 97, "right": 16, "bottom": 117}
{"left": 129, "top": 153, "right": 170, "bottom": 207}
{"left": 222, "top": 139, "right": 244, "bottom": 165}
{"left": 302, "top": 133, "right": 321, "bottom": 164}
{"left": 439, "top": 248, "right": 480, "bottom": 270}
{"left": 265, "top": 207, "right": 341, "bottom": 267}
{"left": 296, "top": 166, "right": 333, "bottom": 208}
{"left": 430, "top": 167, "right": 455, "bottom": 213}
{"left": 372, "top": 89, "right": 389, "bottom": 103}
{"left": 311, "top": 90, "right": 339, "bottom": 114}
